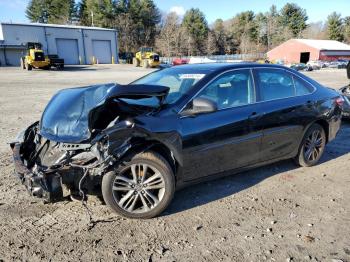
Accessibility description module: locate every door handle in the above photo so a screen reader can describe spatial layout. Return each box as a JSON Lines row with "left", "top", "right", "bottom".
{"left": 249, "top": 112, "right": 264, "bottom": 120}
{"left": 306, "top": 100, "right": 313, "bottom": 108}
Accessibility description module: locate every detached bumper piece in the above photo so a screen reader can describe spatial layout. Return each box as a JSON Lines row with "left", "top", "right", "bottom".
{"left": 12, "top": 143, "right": 63, "bottom": 202}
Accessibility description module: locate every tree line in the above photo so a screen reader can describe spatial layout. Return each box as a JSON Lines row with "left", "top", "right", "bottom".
{"left": 26, "top": 0, "right": 350, "bottom": 57}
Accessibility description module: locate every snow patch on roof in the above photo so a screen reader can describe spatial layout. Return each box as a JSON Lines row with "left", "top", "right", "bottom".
{"left": 295, "top": 39, "right": 350, "bottom": 51}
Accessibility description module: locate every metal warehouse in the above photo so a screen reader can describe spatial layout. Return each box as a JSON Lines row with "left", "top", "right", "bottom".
{"left": 0, "top": 22, "right": 118, "bottom": 66}
{"left": 267, "top": 39, "right": 350, "bottom": 64}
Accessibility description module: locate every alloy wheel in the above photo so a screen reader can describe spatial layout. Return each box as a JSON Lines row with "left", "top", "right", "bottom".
{"left": 112, "top": 163, "right": 165, "bottom": 214}
{"left": 303, "top": 130, "right": 323, "bottom": 162}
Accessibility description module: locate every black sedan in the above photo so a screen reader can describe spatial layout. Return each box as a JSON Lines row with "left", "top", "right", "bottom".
{"left": 11, "top": 63, "right": 343, "bottom": 219}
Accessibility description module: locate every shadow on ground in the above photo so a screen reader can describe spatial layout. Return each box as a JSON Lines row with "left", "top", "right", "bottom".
{"left": 165, "top": 122, "right": 350, "bottom": 216}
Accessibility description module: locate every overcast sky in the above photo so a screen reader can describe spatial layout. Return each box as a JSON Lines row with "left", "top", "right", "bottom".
{"left": 0, "top": 0, "right": 349, "bottom": 24}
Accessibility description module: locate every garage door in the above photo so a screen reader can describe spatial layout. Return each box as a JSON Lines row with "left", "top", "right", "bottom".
{"left": 92, "top": 40, "right": 112, "bottom": 64}
{"left": 56, "top": 38, "right": 79, "bottom": 65}
{"left": 4, "top": 49, "right": 24, "bottom": 66}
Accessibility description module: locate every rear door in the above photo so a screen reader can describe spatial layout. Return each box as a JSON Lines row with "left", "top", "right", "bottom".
{"left": 253, "top": 68, "right": 316, "bottom": 162}
{"left": 179, "top": 69, "right": 264, "bottom": 181}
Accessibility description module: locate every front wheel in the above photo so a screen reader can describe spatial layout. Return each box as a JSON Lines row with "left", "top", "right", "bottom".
{"left": 102, "top": 151, "right": 175, "bottom": 219}
{"left": 295, "top": 124, "right": 326, "bottom": 167}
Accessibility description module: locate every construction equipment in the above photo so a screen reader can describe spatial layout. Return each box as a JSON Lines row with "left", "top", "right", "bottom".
{"left": 133, "top": 47, "right": 160, "bottom": 68}
{"left": 47, "top": 54, "right": 64, "bottom": 70}
{"left": 20, "top": 42, "right": 64, "bottom": 71}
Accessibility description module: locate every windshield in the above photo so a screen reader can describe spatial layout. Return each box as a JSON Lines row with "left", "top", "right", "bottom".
{"left": 130, "top": 67, "right": 209, "bottom": 106}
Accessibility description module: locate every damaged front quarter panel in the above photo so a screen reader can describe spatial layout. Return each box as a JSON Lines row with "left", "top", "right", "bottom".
{"left": 10, "top": 83, "right": 175, "bottom": 203}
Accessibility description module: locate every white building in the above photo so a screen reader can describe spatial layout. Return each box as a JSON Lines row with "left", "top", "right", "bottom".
{"left": 0, "top": 22, "right": 118, "bottom": 66}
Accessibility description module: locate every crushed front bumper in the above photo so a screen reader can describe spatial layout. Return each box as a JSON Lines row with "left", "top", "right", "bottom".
{"left": 11, "top": 142, "right": 63, "bottom": 202}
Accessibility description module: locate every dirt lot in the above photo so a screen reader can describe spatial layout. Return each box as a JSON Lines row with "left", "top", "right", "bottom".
{"left": 0, "top": 65, "right": 349, "bottom": 262}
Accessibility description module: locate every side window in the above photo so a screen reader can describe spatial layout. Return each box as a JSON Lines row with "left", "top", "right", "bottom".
{"left": 256, "top": 69, "right": 295, "bottom": 101}
{"left": 197, "top": 69, "right": 255, "bottom": 110}
{"left": 293, "top": 76, "right": 314, "bottom": 96}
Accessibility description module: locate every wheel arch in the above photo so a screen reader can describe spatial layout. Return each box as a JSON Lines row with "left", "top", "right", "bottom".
{"left": 117, "top": 138, "right": 180, "bottom": 179}
{"left": 313, "top": 119, "right": 329, "bottom": 143}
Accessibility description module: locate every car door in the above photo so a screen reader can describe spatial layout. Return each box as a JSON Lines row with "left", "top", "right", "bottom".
{"left": 179, "top": 69, "right": 264, "bottom": 182}
{"left": 253, "top": 68, "right": 316, "bottom": 162}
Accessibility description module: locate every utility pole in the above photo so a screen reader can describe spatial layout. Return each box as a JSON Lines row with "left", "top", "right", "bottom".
{"left": 91, "top": 11, "right": 94, "bottom": 27}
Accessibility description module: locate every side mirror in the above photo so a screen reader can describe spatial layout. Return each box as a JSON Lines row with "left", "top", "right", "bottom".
{"left": 183, "top": 97, "right": 217, "bottom": 116}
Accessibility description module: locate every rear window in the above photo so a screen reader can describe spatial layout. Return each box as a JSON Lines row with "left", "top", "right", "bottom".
{"left": 293, "top": 76, "right": 315, "bottom": 96}
{"left": 256, "top": 68, "right": 314, "bottom": 101}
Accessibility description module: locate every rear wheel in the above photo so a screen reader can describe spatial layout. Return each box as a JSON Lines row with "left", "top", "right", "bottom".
{"left": 133, "top": 57, "right": 139, "bottom": 67}
{"left": 26, "top": 62, "right": 32, "bottom": 71}
{"left": 295, "top": 124, "right": 326, "bottom": 167}
{"left": 20, "top": 58, "right": 25, "bottom": 69}
{"left": 102, "top": 151, "right": 175, "bottom": 219}
{"left": 143, "top": 59, "right": 149, "bottom": 68}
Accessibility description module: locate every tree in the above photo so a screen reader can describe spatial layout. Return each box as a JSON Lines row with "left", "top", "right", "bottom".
{"left": 302, "top": 22, "right": 327, "bottom": 40}
{"left": 280, "top": 3, "right": 308, "bottom": 37}
{"left": 226, "top": 11, "right": 258, "bottom": 54}
{"left": 211, "top": 19, "right": 226, "bottom": 55}
{"left": 182, "top": 8, "right": 208, "bottom": 55}
{"left": 26, "top": 0, "right": 50, "bottom": 23}
{"left": 78, "top": 0, "right": 114, "bottom": 27}
{"left": 343, "top": 16, "right": 350, "bottom": 43}
{"left": 326, "top": 12, "right": 344, "bottom": 41}
{"left": 156, "top": 12, "right": 181, "bottom": 57}
{"left": 206, "top": 30, "right": 218, "bottom": 55}
{"left": 26, "top": 0, "right": 77, "bottom": 24}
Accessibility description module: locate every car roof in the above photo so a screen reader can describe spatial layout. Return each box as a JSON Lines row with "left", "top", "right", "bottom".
{"left": 173, "top": 62, "right": 289, "bottom": 72}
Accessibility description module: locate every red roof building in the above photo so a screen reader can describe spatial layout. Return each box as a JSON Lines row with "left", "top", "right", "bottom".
{"left": 267, "top": 39, "right": 350, "bottom": 64}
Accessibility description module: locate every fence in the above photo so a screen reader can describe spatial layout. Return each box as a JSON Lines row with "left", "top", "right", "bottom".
{"left": 160, "top": 53, "right": 266, "bottom": 64}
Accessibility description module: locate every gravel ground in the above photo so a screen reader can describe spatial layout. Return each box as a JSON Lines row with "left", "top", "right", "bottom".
{"left": 0, "top": 65, "right": 349, "bottom": 262}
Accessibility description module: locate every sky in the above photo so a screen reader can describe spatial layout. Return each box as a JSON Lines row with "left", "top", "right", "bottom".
{"left": 0, "top": 0, "right": 349, "bottom": 24}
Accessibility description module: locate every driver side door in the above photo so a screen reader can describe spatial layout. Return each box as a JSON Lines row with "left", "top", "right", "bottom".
{"left": 179, "top": 69, "right": 264, "bottom": 182}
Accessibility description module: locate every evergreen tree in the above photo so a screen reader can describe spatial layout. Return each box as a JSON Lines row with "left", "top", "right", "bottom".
{"left": 26, "top": 0, "right": 78, "bottom": 24}
{"left": 26, "top": 0, "right": 50, "bottom": 23}
{"left": 326, "top": 12, "right": 344, "bottom": 41}
{"left": 279, "top": 3, "right": 308, "bottom": 37}
{"left": 182, "top": 8, "right": 208, "bottom": 55}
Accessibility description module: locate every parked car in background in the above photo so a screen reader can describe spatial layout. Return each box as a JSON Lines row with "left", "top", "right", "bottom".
{"left": 307, "top": 61, "right": 321, "bottom": 70}
{"left": 290, "top": 63, "right": 313, "bottom": 71}
{"left": 172, "top": 58, "right": 189, "bottom": 66}
{"left": 329, "top": 61, "right": 347, "bottom": 69}
{"left": 11, "top": 63, "right": 343, "bottom": 219}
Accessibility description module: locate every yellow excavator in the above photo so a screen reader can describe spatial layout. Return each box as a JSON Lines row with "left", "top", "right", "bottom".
{"left": 133, "top": 47, "right": 160, "bottom": 68}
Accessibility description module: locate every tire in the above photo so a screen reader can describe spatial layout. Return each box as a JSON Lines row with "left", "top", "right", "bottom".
{"left": 294, "top": 123, "right": 326, "bottom": 167}
{"left": 143, "top": 59, "right": 149, "bottom": 68}
{"left": 20, "top": 58, "right": 25, "bottom": 69}
{"left": 26, "top": 62, "right": 32, "bottom": 71}
{"left": 102, "top": 151, "right": 175, "bottom": 219}
{"left": 133, "top": 58, "right": 139, "bottom": 67}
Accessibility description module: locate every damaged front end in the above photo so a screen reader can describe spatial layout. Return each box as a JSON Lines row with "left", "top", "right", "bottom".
{"left": 10, "top": 83, "right": 169, "bottom": 202}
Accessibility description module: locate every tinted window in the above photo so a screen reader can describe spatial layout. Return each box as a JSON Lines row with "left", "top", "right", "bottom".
{"left": 197, "top": 69, "right": 255, "bottom": 110}
{"left": 256, "top": 69, "right": 295, "bottom": 101}
{"left": 293, "top": 76, "right": 314, "bottom": 95}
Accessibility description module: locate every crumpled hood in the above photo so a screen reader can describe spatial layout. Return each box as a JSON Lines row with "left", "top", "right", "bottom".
{"left": 39, "top": 83, "right": 169, "bottom": 143}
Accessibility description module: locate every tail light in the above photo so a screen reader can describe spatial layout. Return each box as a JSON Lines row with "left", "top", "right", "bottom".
{"left": 335, "top": 96, "right": 344, "bottom": 107}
